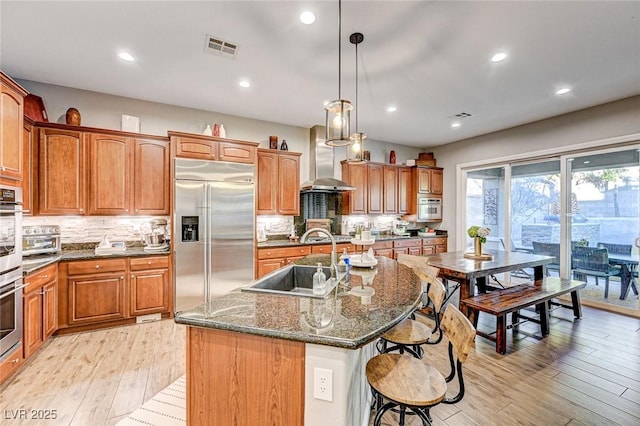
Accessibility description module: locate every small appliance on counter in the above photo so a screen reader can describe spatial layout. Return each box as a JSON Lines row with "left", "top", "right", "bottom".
{"left": 22, "top": 225, "right": 61, "bottom": 257}
{"left": 393, "top": 220, "right": 410, "bottom": 236}
{"left": 143, "top": 219, "right": 169, "bottom": 253}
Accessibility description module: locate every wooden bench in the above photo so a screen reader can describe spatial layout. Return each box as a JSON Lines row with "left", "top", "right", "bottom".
{"left": 460, "top": 277, "right": 586, "bottom": 354}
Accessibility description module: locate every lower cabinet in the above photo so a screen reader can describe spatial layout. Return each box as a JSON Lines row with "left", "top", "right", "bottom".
{"left": 23, "top": 263, "right": 58, "bottom": 360}
{"left": 372, "top": 241, "right": 394, "bottom": 259}
{"left": 422, "top": 237, "right": 448, "bottom": 255}
{"left": 130, "top": 256, "right": 170, "bottom": 316}
{"left": 0, "top": 344, "right": 24, "bottom": 384}
{"left": 393, "top": 239, "right": 422, "bottom": 259}
{"left": 257, "top": 246, "right": 312, "bottom": 278}
{"left": 58, "top": 255, "right": 171, "bottom": 331}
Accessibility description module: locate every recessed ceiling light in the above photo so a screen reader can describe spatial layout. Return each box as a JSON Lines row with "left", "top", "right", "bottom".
{"left": 386, "top": 106, "right": 397, "bottom": 112}
{"left": 118, "top": 52, "right": 135, "bottom": 62}
{"left": 555, "top": 87, "right": 571, "bottom": 95}
{"left": 451, "top": 122, "right": 461, "bottom": 128}
{"left": 323, "top": 100, "right": 330, "bottom": 107}
{"left": 491, "top": 52, "right": 507, "bottom": 63}
{"left": 239, "top": 80, "right": 251, "bottom": 88}
{"left": 583, "top": 160, "right": 590, "bottom": 164}
{"left": 300, "top": 11, "right": 316, "bottom": 24}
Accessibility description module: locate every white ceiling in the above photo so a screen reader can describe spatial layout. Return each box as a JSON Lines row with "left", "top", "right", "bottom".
{"left": 1, "top": 1, "right": 639, "bottom": 147}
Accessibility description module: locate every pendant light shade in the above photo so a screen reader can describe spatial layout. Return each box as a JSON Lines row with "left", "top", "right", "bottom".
{"left": 325, "top": 0, "right": 352, "bottom": 147}
{"left": 349, "top": 32, "right": 366, "bottom": 160}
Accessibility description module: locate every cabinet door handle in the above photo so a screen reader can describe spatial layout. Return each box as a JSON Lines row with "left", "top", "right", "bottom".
{"left": 9, "top": 358, "right": 19, "bottom": 364}
{"left": 147, "top": 261, "right": 152, "bottom": 265}
{"left": 79, "top": 208, "right": 84, "bottom": 212}
{"left": 95, "top": 265, "right": 100, "bottom": 269}
{"left": 39, "top": 274, "right": 48, "bottom": 279}
{"left": 120, "top": 276, "right": 124, "bottom": 279}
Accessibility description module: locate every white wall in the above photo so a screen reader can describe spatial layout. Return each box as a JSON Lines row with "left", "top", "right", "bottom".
{"left": 18, "top": 80, "right": 424, "bottom": 184}
{"left": 432, "top": 95, "right": 640, "bottom": 250}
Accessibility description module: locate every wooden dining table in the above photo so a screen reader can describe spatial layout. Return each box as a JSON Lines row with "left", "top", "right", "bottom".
{"left": 426, "top": 250, "right": 554, "bottom": 312}
{"left": 608, "top": 254, "right": 639, "bottom": 300}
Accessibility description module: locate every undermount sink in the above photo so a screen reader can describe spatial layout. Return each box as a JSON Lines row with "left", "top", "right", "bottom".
{"left": 242, "top": 264, "right": 344, "bottom": 298}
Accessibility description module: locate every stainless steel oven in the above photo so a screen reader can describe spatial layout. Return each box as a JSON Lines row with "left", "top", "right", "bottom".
{"left": 0, "top": 268, "right": 24, "bottom": 358}
{"left": 417, "top": 196, "right": 442, "bottom": 221}
{"left": 0, "top": 185, "right": 22, "bottom": 271}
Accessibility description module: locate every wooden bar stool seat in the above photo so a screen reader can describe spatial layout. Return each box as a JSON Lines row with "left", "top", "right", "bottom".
{"left": 377, "top": 259, "right": 446, "bottom": 358}
{"left": 367, "top": 305, "right": 476, "bottom": 426}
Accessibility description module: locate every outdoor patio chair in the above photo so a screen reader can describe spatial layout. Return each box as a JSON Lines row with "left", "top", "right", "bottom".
{"left": 571, "top": 246, "right": 622, "bottom": 298}
{"left": 532, "top": 242, "right": 560, "bottom": 276}
{"left": 500, "top": 238, "right": 532, "bottom": 278}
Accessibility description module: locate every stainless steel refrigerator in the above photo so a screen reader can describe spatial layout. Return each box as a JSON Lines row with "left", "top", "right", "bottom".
{"left": 174, "top": 158, "right": 254, "bottom": 313}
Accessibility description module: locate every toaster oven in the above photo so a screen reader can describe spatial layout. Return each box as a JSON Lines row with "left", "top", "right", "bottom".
{"left": 22, "top": 225, "right": 61, "bottom": 256}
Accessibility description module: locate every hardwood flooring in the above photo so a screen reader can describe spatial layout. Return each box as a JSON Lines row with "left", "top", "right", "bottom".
{"left": 0, "top": 319, "right": 185, "bottom": 426}
{"left": 0, "top": 306, "right": 638, "bottom": 426}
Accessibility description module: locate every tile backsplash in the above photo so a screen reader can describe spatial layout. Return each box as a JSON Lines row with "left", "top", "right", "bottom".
{"left": 23, "top": 216, "right": 171, "bottom": 244}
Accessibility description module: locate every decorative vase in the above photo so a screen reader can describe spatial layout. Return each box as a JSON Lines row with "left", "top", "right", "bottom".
{"left": 269, "top": 136, "right": 278, "bottom": 149}
{"left": 213, "top": 123, "right": 220, "bottom": 137}
{"left": 474, "top": 238, "right": 483, "bottom": 256}
{"left": 280, "top": 139, "right": 288, "bottom": 151}
{"left": 389, "top": 150, "right": 396, "bottom": 164}
{"left": 65, "top": 107, "right": 81, "bottom": 126}
{"left": 219, "top": 124, "right": 226, "bottom": 138}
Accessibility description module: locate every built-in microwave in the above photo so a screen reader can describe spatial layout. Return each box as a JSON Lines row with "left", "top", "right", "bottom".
{"left": 417, "top": 196, "right": 442, "bottom": 221}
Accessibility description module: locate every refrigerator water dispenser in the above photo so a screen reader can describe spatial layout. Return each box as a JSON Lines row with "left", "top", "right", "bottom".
{"left": 182, "top": 216, "right": 199, "bottom": 242}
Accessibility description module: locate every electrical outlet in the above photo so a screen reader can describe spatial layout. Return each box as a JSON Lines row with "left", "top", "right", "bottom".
{"left": 313, "top": 367, "right": 333, "bottom": 402}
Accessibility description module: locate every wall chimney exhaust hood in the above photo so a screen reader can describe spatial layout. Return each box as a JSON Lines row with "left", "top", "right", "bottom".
{"left": 301, "top": 125, "right": 355, "bottom": 193}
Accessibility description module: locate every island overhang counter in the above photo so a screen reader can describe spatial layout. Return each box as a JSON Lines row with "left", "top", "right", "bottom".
{"left": 174, "top": 255, "right": 422, "bottom": 426}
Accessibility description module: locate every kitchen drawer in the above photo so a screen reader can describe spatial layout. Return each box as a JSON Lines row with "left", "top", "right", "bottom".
{"left": 393, "top": 238, "right": 422, "bottom": 248}
{"left": 258, "top": 246, "right": 311, "bottom": 260}
{"left": 423, "top": 237, "right": 447, "bottom": 246}
{"left": 337, "top": 243, "right": 356, "bottom": 253}
{"left": 24, "top": 263, "right": 58, "bottom": 293}
{"left": 68, "top": 258, "right": 127, "bottom": 275}
{"left": 372, "top": 241, "right": 393, "bottom": 250}
{"left": 0, "top": 343, "right": 24, "bottom": 384}
{"left": 130, "top": 256, "right": 170, "bottom": 271}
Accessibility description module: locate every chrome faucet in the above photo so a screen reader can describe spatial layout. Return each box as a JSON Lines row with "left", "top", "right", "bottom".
{"left": 300, "top": 228, "right": 337, "bottom": 279}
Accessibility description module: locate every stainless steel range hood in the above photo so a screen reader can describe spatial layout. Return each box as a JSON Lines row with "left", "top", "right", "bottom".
{"left": 301, "top": 125, "right": 355, "bottom": 193}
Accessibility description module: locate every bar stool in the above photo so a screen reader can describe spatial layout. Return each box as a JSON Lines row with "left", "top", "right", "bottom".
{"left": 366, "top": 304, "right": 476, "bottom": 426}
{"left": 376, "top": 278, "right": 446, "bottom": 358}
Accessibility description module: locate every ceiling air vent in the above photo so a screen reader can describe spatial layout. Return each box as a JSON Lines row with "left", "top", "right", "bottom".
{"left": 204, "top": 34, "right": 238, "bottom": 57}
{"left": 453, "top": 112, "right": 473, "bottom": 118}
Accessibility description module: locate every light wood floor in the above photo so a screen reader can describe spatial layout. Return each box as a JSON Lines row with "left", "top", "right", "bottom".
{"left": 1, "top": 307, "right": 638, "bottom": 426}
{"left": 0, "top": 319, "right": 185, "bottom": 425}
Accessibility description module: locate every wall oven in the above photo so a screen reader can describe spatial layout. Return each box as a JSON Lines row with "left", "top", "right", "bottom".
{"left": 417, "top": 196, "right": 442, "bottom": 221}
{"left": 0, "top": 268, "right": 24, "bottom": 358}
{"left": 0, "top": 185, "right": 22, "bottom": 271}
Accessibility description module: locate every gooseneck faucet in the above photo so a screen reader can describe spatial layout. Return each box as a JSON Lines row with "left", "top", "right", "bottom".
{"left": 300, "top": 228, "right": 337, "bottom": 279}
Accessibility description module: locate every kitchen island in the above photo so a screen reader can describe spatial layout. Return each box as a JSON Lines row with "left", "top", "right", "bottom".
{"left": 174, "top": 255, "right": 422, "bottom": 426}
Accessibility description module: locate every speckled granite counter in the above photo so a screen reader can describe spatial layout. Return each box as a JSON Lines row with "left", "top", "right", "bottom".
{"left": 257, "top": 233, "right": 447, "bottom": 248}
{"left": 22, "top": 247, "right": 169, "bottom": 275}
{"left": 174, "top": 255, "right": 421, "bottom": 349}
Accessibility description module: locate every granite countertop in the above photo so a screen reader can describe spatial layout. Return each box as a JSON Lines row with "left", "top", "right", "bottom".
{"left": 174, "top": 255, "right": 422, "bottom": 349}
{"left": 257, "top": 232, "right": 447, "bottom": 248}
{"left": 21, "top": 247, "right": 170, "bottom": 275}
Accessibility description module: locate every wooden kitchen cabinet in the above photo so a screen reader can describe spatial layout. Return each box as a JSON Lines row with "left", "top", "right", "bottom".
{"left": 133, "top": 138, "right": 170, "bottom": 215}
{"left": 0, "top": 344, "right": 23, "bottom": 385}
{"left": 257, "top": 149, "right": 301, "bottom": 215}
{"left": 66, "top": 259, "right": 127, "bottom": 325}
{"left": 341, "top": 161, "right": 368, "bottom": 214}
{"left": 372, "top": 240, "right": 394, "bottom": 259}
{"left": 0, "top": 72, "right": 26, "bottom": 183}
{"left": 129, "top": 256, "right": 170, "bottom": 316}
{"left": 413, "top": 166, "right": 443, "bottom": 195}
{"left": 422, "top": 237, "right": 447, "bottom": 255}
{"left": 21, "top": 120, "right": 34, "bottom": 214}
{"left": 87, "top": 132, "right": 133, "bottom": 215}
{"left": 398, "top": 166, "right": 411, "bottom": 214}
{"left": 393, "top": 238, "right": 422, "bottom": 259}
{"left": 171, "top": 132, "right": 257, "bottom": 164}
{"left": 367, "top": 164, "right": 383, "bottom": 214}
{"left": 257, "top": 246, "right": 311, "bottom": 278}
{"left": 38, "top": 127, "right": 86, "bottom": 215}
{"left": 383, "top": 166, "right": 398, "bottom": 214}
{"left": 23, "top": 263, "right": 58, "bottom": 360}
{"left": 311, "top": 243, "right": 356, "bottom": 255}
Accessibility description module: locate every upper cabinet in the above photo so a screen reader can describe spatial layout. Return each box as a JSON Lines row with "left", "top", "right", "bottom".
{"left": 342, "top": 161, "right": 413, "bottom": 215}
{"left": 257, "top": 149, "right": 301, "bottom": 215}
{"left": 38, "top": 127, "right": 86, "bottom": 215}
{"left": 22, "top": 120, "right": 34, "bottom": 214}
{"left": 170, "top": 132, "right": 257, "bottom": 164}
{"left": 0, "top": 72, "right": 27, "bottom": 183}
{"left": 413, "top": 166, "right": 443, "bottom": 195}
{"left": 36, "top": 123, "right": 170, "bottom": 216}
{"left": 88, "top": 133, "right": 133, "bottom": 215}
{"left": 133, "top": 139, "right": 170, "bottom": 215}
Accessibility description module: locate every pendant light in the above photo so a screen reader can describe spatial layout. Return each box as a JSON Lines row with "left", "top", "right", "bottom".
{"left": 325, "top": 0, "right": 352, "bottom": 147}
{"left": 350, "top": 32, "right": 366, "bottom": 161}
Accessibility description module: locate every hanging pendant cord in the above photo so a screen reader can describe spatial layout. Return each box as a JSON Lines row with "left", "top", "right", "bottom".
{"left": 355, "top": 39, "right": 359, "bottom": 132}
{"left": 338, "top": 0, "right": 342, "bottom": 100}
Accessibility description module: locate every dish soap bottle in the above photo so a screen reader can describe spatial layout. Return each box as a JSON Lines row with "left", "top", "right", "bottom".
{"left": 338, "top": 248, "right": 349, "bottom": 272}
{"left": 312, "top": 263, "right": 327, "bottom": 295}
